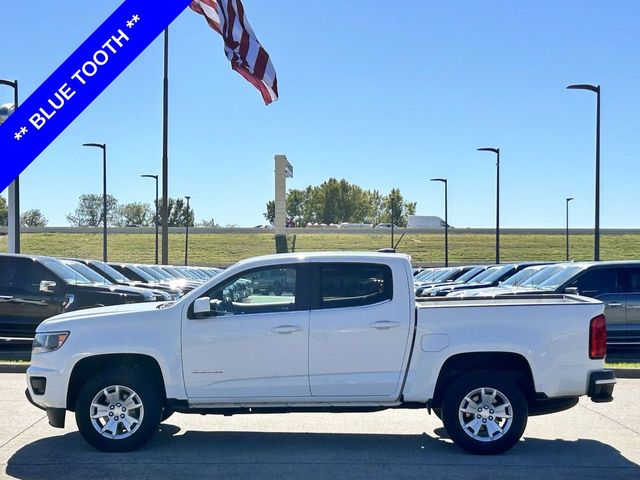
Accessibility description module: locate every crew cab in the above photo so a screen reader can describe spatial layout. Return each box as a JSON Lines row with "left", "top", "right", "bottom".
{"left": 25, "top": 252, "right": 615, "bottom": 455}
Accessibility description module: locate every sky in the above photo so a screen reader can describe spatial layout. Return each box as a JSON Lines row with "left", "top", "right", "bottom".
{"left": 1, "top": 0, "right": 639, "bottom": 228}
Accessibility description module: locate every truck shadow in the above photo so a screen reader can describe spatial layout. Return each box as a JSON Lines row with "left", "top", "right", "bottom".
{"left": 5, "top": 424, "right": 640, "bottom": 479}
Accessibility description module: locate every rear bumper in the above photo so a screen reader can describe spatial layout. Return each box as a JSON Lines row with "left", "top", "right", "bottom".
{"left": 587, "top": 370, "right": 616, "bottom": 403}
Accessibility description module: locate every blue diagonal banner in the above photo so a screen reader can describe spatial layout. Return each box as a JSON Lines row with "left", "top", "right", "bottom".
{"left": 0, "top": 0, "right": 193, "bottom": 193}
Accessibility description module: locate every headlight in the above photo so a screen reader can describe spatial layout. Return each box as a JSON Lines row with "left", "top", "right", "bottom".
{"left": 32, "top": 331, "right": 69, "bottom": 354}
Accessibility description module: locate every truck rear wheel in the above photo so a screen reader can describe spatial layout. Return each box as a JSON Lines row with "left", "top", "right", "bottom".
{"left": 441, "top": 373, "right": 528, "bottom": 455}
{"left": 75, "top": 368, "right": 163, "bottom": 452}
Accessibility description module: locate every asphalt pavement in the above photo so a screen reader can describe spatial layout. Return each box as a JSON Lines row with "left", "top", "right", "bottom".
{"left": 1, "top": 374, "right": 638, "bottom": 479}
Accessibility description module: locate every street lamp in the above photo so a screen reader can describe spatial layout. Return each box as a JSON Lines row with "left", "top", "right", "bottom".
{"left": 567, "top": 83, "right": 601, "bottom": 261}
{"left": 389, "top": 195, "right": 396, "bottom": 250}
{"left": 477, "top": 147, "right": 500, "bottom": 263}
{"left": 184, "top": 196, "right": 191, "bottom": 266}
{"left": 141, "top": 174, "right": 159, "bottom": 264}
{"left": 566, "top": 197, "right": 574, "bottom": 261}
{"left": 83, "top": 143, "right": 108, "bottom": 261}
{"left": 0, "top": 79, "right": 20, "bottom": 253}
{"left": 430, "top": 178, "right": 448, "bottom": 267}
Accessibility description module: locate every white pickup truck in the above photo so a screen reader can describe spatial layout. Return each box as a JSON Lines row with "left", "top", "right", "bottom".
{"left": 25, "top": 252, "right": 615, "bottom": 454}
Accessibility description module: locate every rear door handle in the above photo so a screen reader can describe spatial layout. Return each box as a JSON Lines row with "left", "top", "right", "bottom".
{"left": 271, "top": 325, "right": 302, "bottom": 335}
{"left": 369, "top": 320, "right": 400, "bottom": 330}
{"left": 607, "top": 302, "right": 623, "bottom": 308}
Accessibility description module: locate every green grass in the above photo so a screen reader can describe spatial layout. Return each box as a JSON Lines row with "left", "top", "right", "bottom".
{"left": 1, "top": 231, "right": 640, "bottom": 266}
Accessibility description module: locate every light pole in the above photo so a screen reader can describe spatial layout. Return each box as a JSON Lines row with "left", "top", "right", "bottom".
{"left": 566, "top": 197, "right": 574, "bottom": 261}
{"left": 478, "top": 147, "right": 500, "bottom": 263}
{"left": 83, "top": 143, "right": 108, "bottom": 261}
{"left": 141, "top": 174, "right": 159, "bottom": 264}
{"left": 567, "top": 83, "right": 601, "bottom": 261}
{"left": 389, "top": 195, "right": 396, "bottom": 250}
{"left": 430, "top": 178, "right": 448, "bottom": 266}
{"left": 184, "top": 196, "right": 191, "bottom": 266}
{"left": 0, "top": 79, "right": 20, "bottom": 253}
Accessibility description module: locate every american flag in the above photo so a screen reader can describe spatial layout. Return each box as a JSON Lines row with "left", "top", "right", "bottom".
{"left": 190, "top": 0, "right": 279, "bottom": 105}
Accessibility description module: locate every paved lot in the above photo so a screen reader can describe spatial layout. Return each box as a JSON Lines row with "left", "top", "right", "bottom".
{"left": 1, "top": 374, "right": 638, "bottom": 480}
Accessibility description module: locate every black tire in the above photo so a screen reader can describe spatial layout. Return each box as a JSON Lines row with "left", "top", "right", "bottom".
{"left": 273, "top": 282, "right": 283, "bottom": 296}
{"left": 441, "top": 373, "right": 528, "bottom": 455}
{"left": 75, "top": 368, "right": 163, "bottom": 452}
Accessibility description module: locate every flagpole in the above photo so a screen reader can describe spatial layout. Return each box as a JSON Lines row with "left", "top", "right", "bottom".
{"left": 161, "top": 27, "right": 169, "bottom": 265}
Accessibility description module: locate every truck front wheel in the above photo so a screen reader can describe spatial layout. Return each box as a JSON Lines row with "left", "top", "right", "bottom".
{"left": 75, "top": 368, "right": 163, "bottom": 452}
{"left": 441, "top": 373, "right": 528, "bottom": 455}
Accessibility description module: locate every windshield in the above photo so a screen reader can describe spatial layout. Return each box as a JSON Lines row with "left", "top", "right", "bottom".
{"left": 501, "top": 265, "right": 552, "bottom": 288}
{"left": 63, "top": 261, "right": 112, "bottom": 285}
{"left": 91, "top": 261, "right": 131, "bottom": 282}
{"left": 126, "top": 265, "right": 156, "bottom": 282}
{"left": 430, "top": 268, "right": 457, "bottom": 282}
{"left": 536, "top": 265, "right": 587, "bottom": 291}
{"left": 467, "top": 266, "right": 499, "bottom": 285}
{"left": 40, "top": 258, "right": 93, "bottom": 285}
{"left": 476, "top": 264, "right": 515, "bottom": 284}
{"left": 415, "top": 269, "right": 440, "bottom": 281}
{"left": 455, "top": 266, "right": 485, "bottom": 283}
{"left": 138, "top": 265, "right": 168, "bottom": 281}
{"left": 161, "top": 267, "right": 187, "bottom": 279}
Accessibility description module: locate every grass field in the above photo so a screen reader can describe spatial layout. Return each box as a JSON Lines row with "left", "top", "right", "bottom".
{"left": 2, "top": 231, "right": 640, "bottom": 266}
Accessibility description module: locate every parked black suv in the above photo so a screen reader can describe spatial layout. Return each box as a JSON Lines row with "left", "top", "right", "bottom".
{"left": 0, "top": 254, "right": 155, "bottom": 338}
{"left": 495, "top": 261, "right": 640, "bottom": 348}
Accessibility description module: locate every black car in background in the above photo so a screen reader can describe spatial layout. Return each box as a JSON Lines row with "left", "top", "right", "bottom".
{"left": 0, "top": 254, "right": 156, "bottom": 338}
{"left": 494, "top": 261, "right": 640, "bottom": 348}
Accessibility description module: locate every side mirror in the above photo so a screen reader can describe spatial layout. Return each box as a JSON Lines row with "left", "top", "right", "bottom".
{"left": 564, "top": 287, "right": 579, "bottom": 295}
{"left": 193, "top": 296, "right": 212, "bottom": 317}
{"left": 39, "top": 280, "right": 57, "bottom": 293}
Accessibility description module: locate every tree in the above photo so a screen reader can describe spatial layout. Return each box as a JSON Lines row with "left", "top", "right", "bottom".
{"left": 263, "top": 179, "right": 417, "bottom": 227}
{"left": 0, "top": 196, "right": 7, "bottom": 226}
{"left": 264, "top": 200, "right": 275, "bottom": 225}
{"left": 117, "top": 202, "right": 152, "bottom": 227}
{"left": 20, "top": 209, "right": 48, "bottom": 227}
{"left": 66, "top": 194, "right": 119, "bottom": 227}
{"left": 198, "top": 218, "right": 218, "bottom": 228}
{"left": 380, "top": 188, "right": 415, "bottom": 227}
{"left": 154, "top": 198, "right": 194, "bottom": 227}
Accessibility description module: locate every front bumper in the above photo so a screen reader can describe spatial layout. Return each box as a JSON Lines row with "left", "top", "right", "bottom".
{"left": 587, "top": 370, "right": 616, "bottom": 403}
{"left": 25, "top": 388, "right": 66, "bottom": 428}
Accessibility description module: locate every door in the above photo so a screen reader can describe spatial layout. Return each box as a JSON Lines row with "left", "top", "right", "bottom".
{"left": 0, "top": 257, "right": 63, "bottom": 337}
{"left": 308, "top": 262, "right": 412, "bottom": 397}
{"left": 621, "top": 267, "right": 640, "bottom": 345}
{"left": 573, "top": 267, "right": 626, "bottom": 343}
{"left": 182, "top": 265, "right": 310, "bottom": 400}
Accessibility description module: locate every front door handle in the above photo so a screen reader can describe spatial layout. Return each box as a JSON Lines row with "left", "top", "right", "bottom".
{"left": 271, "top": 325, "right": 302, "bottom": 335}
{"left": 369, "top": 320, "right": 400, "bottom": 330}
{"left": 606, "top": 302, "right": 623, "bottom": 308}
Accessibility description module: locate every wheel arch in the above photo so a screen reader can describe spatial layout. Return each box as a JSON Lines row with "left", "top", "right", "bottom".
{"left": 66, "top": 353, "right": 166, "bottom": 411}
{"left": 430, "top": 351, "right": 536, "bottom": 409}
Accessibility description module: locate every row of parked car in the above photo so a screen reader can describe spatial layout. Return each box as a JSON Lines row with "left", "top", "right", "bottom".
{"left": 0, "top": 253, "right": 221, "bottom": 338}
{"left": 413, "top": 261, "right": 640, "bottom": 348}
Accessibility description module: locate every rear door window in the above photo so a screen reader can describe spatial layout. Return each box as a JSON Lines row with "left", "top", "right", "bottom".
{"left": 318, "top": 263, "right": 392, "bottom": 309}
{"left": 575, "top": 267, "right": 621, "bottom": 295}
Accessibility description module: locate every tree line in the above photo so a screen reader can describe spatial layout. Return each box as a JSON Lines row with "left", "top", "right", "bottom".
{"left": 65, "top": 194, "right": 197, "bottom": 227}
{"left": 264, "top": 178, "right": 416, "bottom": 227}
{"left": 0, "top": 196, "right": 49, "bottom": 227}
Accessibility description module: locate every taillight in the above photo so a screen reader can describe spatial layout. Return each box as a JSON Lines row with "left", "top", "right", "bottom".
{"left": 589, "top": 314, "right": 607, "bottom": 359}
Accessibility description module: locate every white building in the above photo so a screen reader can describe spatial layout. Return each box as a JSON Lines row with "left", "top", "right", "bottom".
{"left": 407, "top": 215, "right": 447, "bottom": 229}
